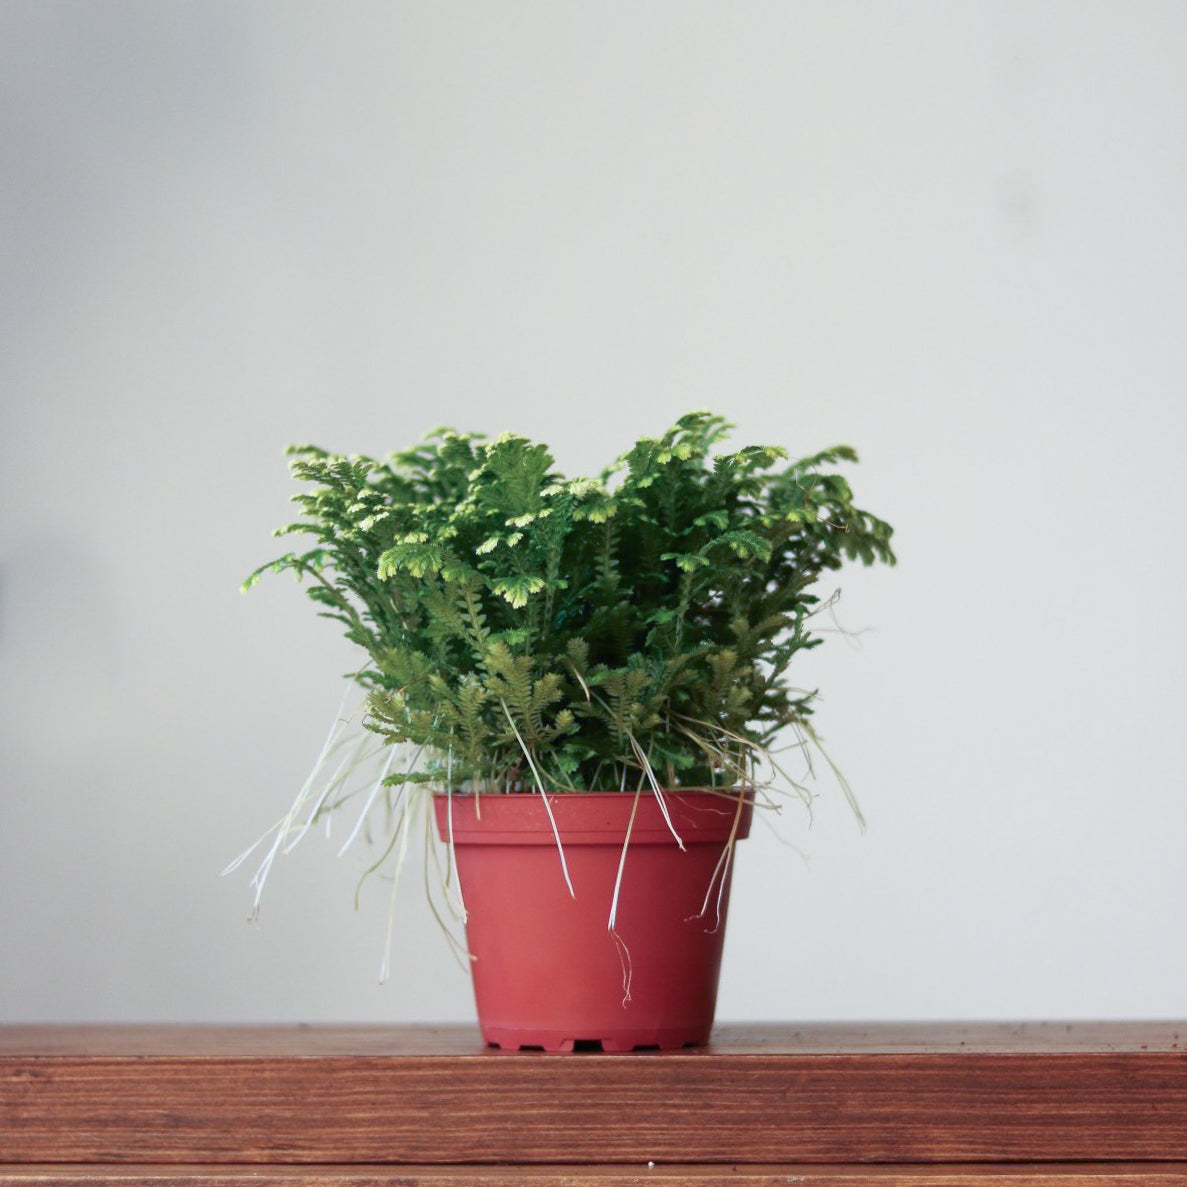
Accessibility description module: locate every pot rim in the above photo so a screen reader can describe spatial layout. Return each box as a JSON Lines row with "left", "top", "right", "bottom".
{"left": 433, "top": 787, "right": 753, "bottom": 845}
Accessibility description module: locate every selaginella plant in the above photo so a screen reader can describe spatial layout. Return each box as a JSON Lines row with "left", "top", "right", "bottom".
{"left": 242, "top": 411, "right": 894, "bottom": 806}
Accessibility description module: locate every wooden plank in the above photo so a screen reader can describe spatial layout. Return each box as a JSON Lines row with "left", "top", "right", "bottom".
{"left": 2, "top": 1022, "right": 1183, "bottom": 1057}
{"left": 3, "top": 1168, "right": 1187, "bottom": 1187}
{"left": 2, "top": 1025, "right": 1186, "bottom": 1165}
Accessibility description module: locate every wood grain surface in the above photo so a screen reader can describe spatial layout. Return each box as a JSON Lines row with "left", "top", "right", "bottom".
{"left": 2, "top": 1021, "right": 1183, "bottom": 1056}
{"left": 2, "top": 1024, "right": 1186, "bottom": 1166}
{"left": 3, "top": 1166, "right": 1187, "bottom": 1186}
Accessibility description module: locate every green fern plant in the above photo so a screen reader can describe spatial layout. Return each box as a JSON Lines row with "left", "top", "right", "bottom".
{"left": 243, "top": 411, "right": 894, "bottom": 801}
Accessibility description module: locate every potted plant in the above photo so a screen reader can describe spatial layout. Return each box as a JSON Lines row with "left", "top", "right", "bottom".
{"left": 233, "top": 410, "right": 895, "bottom": 1050}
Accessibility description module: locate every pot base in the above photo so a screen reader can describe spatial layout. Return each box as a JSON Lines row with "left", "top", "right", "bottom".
{"left": 484, "top": 1023, "right": 711, "bottom": 1053}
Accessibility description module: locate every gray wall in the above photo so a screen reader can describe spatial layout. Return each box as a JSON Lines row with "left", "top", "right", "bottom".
{"left": 3, "top": 1, "right": 1185, "bottom": 1022}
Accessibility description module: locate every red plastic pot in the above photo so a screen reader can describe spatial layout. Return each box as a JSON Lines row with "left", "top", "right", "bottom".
{"left": 433, "top": 789, "right": 752, "bottom": 1052}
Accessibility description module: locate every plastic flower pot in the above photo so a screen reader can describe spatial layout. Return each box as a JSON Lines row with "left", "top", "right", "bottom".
{"left": 433, "top": 789, "right": 753, "bottom": 1052}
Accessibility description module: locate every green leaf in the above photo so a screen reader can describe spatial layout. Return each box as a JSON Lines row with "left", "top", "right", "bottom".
{"left": 693, "top": 510, "right": 730, "bottom": 532}
{"left": 491, "top": 574, "right": 546, "bottom": 609}
{"left": 377, "top": 542, "right": 443, "bottom": 578}
{"left": 661, "top": 551, "right": 711, "bottom": 572}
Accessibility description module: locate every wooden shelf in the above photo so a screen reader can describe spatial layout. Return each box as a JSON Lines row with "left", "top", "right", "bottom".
{"left": 2, "top": 1023, "right": 1185, "bottom": 1183}
{"left": 4, "top": 1169, "right": 1187, "bottom": 1187}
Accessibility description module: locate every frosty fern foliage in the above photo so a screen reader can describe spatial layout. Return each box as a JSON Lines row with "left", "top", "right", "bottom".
{"left": 244, "top": 411, "right": 895, "bottom": 798}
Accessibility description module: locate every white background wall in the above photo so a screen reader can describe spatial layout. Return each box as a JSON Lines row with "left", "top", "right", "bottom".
{"left": 2, "top": 1, "right": 1185, "bottom": 1024}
